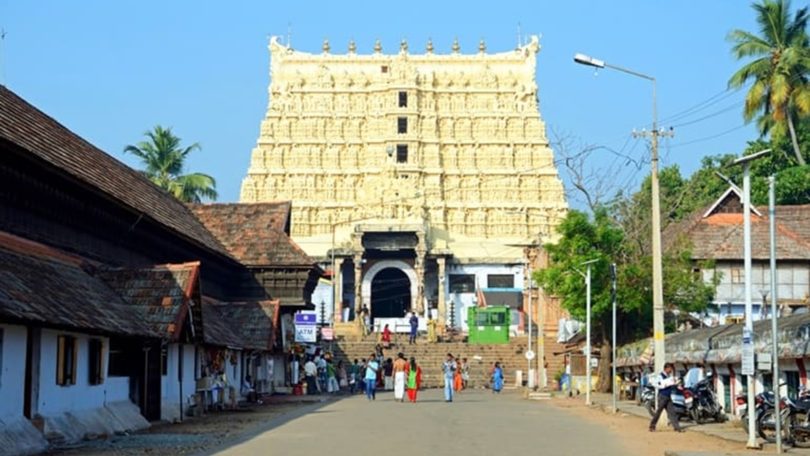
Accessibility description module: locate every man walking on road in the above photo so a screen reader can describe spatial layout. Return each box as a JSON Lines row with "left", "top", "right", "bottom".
{"left": 649, "top": 363, "right": 683, "bottom": 432}
{"left": 393, "top": 352, "right": 408, "bottom": 402}
{"left": 442, "top": 353, "right": 457, "bottom": 402}
{"left": 365, "top": 353, "right": 380, "bottom": 401}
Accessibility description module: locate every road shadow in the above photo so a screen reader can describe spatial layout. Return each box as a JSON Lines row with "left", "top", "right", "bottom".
{"left": 192, "top": 397, "right": 344, "bottom": 456}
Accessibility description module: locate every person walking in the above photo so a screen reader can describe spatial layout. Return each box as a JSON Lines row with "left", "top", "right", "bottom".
{"left": 409, "top": 312, "right": 419, "bottom": 345}
{"left": 461, "top": 358, "right": 470, "bottom": 389}
{"left": 326, "top": 360, "right": 339, "bottom": 393}
{"left": 649, "top": 363, "right": 683, "bottom": 432}
{"left": 365, "top": 353, "right": 379, "bottom": 401}
{"left": 405, "top": 357, "right": 422, "bottom": 403}
{"left": 349, "top": 359, "right": 360, "bottom": 394}
{"left": 393, "top": 352, "right": 408, "bottom": 402}
{"left": 453, "top": 356, "right": 463, "bottom": 392}
{"left": 491, "top": 362, "right": 504, "bottom": 393}
{"left": 383, "top": 358, "right": 394, "bottom": 391}
{"left": 442, "top": 353, "right": 457, "bottom": 402}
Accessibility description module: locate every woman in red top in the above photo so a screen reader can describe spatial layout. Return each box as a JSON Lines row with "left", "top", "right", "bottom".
{"left": 381, "top": 324, "right": 392, "bottom": 349}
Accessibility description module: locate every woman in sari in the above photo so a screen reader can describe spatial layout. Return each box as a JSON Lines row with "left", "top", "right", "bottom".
{"left": 405, "top": 357, "right": 422, "bottom": 403}
{"left": 453, "top": 355, "right": 463, "bottom": 392}
{"left": 491, "top": 362, "right": 504, "bottom": 393}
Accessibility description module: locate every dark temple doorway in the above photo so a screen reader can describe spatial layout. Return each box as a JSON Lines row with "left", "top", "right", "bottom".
{"left": 370, "top": 268, "right": 411, "bottom": 322}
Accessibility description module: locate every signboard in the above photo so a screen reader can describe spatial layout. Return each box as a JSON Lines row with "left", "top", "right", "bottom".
{"left": 295, "top": 325, "right": 317, "bottom": 343}
{"left": 294, "top": 311, "right": 318, "bottom": 343}
{"left": 321, "top": 327, "right": 334, "bottom": 341}
{"left": 741, "top": 327, "right": 755, "bottom": 376}
{"left": 757, "top": 352, "right": 772, "bottom": 372}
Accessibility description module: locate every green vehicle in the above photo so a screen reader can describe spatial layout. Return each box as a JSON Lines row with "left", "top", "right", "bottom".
{"left": 467, "top": 306, "right": 510, "bottom": 344}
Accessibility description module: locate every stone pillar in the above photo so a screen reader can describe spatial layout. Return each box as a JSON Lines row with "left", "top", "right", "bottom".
{"left": 333, "top": 257, "right": 344, "bottom": 322}
{"left": 414, "top": 252, "right": 426, "bottom": 314}
{"left": 353, "top": 254, "right": 363, "bottom": 315}
{"left": 437, "top": 257, "right": 447, "bottom": 328}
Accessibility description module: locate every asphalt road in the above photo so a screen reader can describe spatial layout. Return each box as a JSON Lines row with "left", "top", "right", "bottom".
{"left": 208, "top": 389, "right": 631, "bottom": 456}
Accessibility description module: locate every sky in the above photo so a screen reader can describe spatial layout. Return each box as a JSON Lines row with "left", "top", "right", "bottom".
{"left": 1, "top": 1, "right": 764, "bottom": 209}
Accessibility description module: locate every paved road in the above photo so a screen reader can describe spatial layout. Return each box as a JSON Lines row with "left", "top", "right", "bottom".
{"left": 208, "top": 389, "right": 631, "bottom": 456}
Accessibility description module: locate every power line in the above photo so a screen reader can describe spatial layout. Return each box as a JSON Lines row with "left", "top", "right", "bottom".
{"left": 667, "top": 123, "right": 749, "bottom": 149}
{"left": 670, "top": 100, "right": 745, "bottom": 128}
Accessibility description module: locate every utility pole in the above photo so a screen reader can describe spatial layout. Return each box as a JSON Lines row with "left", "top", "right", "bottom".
{"left": 527, "top": 261, "right": 534, "bottom": 389}
{"left": 575, "top": 258, "right": 598, "bottom": 406}
{"left": 611, "top": 263, "right": 618, "bottom": 413}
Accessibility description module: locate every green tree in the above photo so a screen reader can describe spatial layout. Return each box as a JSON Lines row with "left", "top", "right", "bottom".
{"left": 124, "top": 126, "right": 218, "bottom": 203}
{"left": 728, "top": 0, "right": 810, "bottom": 165}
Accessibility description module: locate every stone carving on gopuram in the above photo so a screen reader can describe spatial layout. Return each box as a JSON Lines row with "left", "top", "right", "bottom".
{"left": 240, "top": 36, "right": 568, "bottom": 259}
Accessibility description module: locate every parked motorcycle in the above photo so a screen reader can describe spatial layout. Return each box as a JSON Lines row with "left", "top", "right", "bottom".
{"left": 759, "top": 389, "right": 810, "bottom": 447}
{"left": 737, "top": 390, "right": 780, "bottom": 441}
{"left": 642, "top": 384, "right": 656, "bottom": 417}
{"left": 688, "top": 376, "right": 726, "bottom": 423}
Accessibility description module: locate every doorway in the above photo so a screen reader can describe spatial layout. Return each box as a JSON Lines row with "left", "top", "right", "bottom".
{"left": 370, "top": 268, "right": 411, "bottom": 322}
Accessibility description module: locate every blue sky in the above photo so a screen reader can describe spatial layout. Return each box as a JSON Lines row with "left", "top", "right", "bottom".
{"left": 1, "top": 1, "right": 762, "bottom": 208}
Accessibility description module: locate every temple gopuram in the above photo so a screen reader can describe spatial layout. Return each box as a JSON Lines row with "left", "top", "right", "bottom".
{"left": 240, "top": 36, "right": 568, "bottom": 335}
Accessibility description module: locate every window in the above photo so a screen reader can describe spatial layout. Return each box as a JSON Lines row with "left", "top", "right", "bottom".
{"left": 490, "top": 312, "right": 507, "bottom": 325}
{"left": 56, "top": 335, "right": 77, "bottom": 386}
{"left": 87, "top": 338, "right": 104, "bottom": 385}
{"left": 381, "top": 65, "right": 389, "bottom": 73}
{"left": 396, "top": 144, "right": 408, "bottom": 163}
{"left": 449, "top": 274, "right": 475, "bottom": 293}
{"left": 398, "top": 91, "right": 407, "bottom": 107}
{"left": 787, "top": 371, "right": 801, "bottom": 400}
{"left": 397, "top": 117, "right": 408, "bottom": 134}
{"left": 160, "top": 344, "right": 168, "bottom": 376}
{"left": 731, "top": 268, "right": 743, "bottom": 284}
{"left": 487, "top": 274, "right": 515, "bottom": 289}
{"left": 107, "top": 338, "right": 128, "bottom": 377}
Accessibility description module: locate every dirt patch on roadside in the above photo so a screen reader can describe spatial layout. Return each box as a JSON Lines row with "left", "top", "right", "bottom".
{"left": 550, "top": 397, "right": 753, "bottom": 456}
{"left": 47, "top": 398, "right": 332, "bottom": 456}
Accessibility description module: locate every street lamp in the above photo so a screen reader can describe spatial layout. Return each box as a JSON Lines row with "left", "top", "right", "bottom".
{"left": 731, "top": 148, "right": 771, "bottom": 449}
{"left": 768, "top": 174, "right": 782, "bottom": 454}
{"left": 574, "top": 53, "right": 670, "bottom": 409}
{"left": 575, "top": 258, "right": 599, "bottom": 406}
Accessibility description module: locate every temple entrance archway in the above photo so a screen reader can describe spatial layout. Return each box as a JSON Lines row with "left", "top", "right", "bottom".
{"left": 370, "top": 268, "right": 411, "bottom": 320}
{"left": 361, "top": 260, "right": 417, "bottom": 323}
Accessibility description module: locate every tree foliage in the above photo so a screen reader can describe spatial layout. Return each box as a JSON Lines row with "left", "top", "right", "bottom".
{"left": 124, "top": 126, "right": 218, "bottom": 203}
{"left": 728, "top": 0, "right": 810, "bottom": 165}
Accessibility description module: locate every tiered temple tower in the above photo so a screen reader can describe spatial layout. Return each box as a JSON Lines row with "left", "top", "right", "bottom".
{"left": 241, "top": 36, "right": 567, "bottom": 332}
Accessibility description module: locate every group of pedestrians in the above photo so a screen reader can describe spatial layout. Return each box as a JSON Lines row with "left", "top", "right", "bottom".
{"left": 301, "top": 353, "right": 347, "bottom": 395}
{"left": 357, "top": 352, "right": 423, "bottom": 403}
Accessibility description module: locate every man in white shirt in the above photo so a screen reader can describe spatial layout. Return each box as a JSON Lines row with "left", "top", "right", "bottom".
{"left": 304, "top": 358, "right": 318, "bottom": 395}
{"left": 649, "top": 363, "right": 683, "bottom": 432}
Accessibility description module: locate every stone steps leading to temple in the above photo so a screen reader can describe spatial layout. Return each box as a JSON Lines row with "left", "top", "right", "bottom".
{"left": 330, "top": 336, "right": 568, "bottom": 389}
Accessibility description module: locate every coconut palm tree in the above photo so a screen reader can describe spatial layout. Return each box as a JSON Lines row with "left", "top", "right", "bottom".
{"left": 124, "top": 125, "right": 218, "bottom": 202}
{"left": 728, "top": 0, "right": 810, "bottom": 165}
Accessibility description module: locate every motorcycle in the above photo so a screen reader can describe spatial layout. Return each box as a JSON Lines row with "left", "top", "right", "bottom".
{"left": 759, "top": 388, "right": 810, "bottom": 447}
{"left": 642, "top": 384, "right": 656, "bottom": 417}
{"left": 736, "top": 390, "right": 776, "bottom": 438}
{"left": 670, "top": 384, "right": 694, "bottom": 421}
{"left": 688, "top": 375, "right": 726, "bottom": 424}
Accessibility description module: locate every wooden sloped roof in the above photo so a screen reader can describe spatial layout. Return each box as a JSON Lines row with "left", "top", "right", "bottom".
{"left": 202, "top": 298, "right": 280, "bottom": 351}
{"left": 189, "top": 202, "right": 316, "bottom": 267}
{"left": 95, "top": 262, "right": 201, "bottom": 341}
{"left": 0, "top": 231, "right": 156, "bottom": 337}
{"left": 0, "top": 86, "right": 233, "bottom": 261}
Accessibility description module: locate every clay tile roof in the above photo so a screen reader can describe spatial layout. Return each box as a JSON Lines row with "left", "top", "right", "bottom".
{"left": 0, "top": 86, "right": 232, "bottom": 261}
{"left": 95, "top": 262, "right": 200, "bottom": 340}
{"left": 664, "top": 188, "right": 810, "bottom": 261}
{"left": 200, "top": 301, "right": 246, "bottom": 349}
{"left": 206, "top": 299, "right": 280, "bottom": 351}
{"left": 0, "top": 232, "right": 155, "bottom": 337}
{"left": 189, "top": 203, "right": 315, "bottom": 267}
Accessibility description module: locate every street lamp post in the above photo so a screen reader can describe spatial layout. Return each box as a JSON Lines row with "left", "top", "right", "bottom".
{"left": 575, "top": 259, "right": 599, "bottom": 406}
{"left": 574, "top": 53, "right": 672, "bottom": 418}
{"left": 768, "top": 174, "right": 782, "bottom": 454}
{"left": 731, "top": 148, "right": 771, "bottom": 449}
